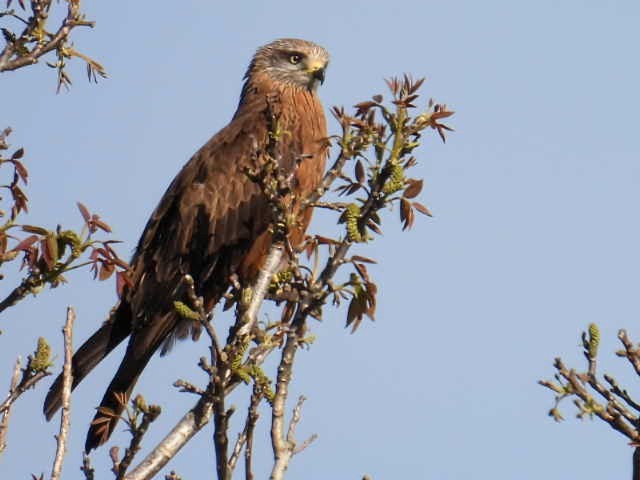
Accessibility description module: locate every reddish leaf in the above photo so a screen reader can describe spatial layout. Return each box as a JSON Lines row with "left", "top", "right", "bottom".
{"left": 40, "top": 236, "right": 58, "bottom": 269}
{"left": 111, "top": 257, "right": 130, "bottom": 270}
{"left": 354, "top": 262, "right": 370, "bottom": 282}
{"left": 11, "top": 147, "right": 24, "bottom": 160}
{"left": 92, "top": 217, "right": 112, "bottom": 233}
{"left": 99, "top": 262, "right": 115, "bottom": 281}
{"left": 354, "top": 159, "right": 365, "bottom": 184}
{"left": 354, "top": 101, "right": 377, "bottom": 116}
{"left": 346, "top": 295, "right": 366, "bottom": 332}
{"left": 413, "top": 202, "right": 433, "bottom": 217}
{"left": 116, "top": 270, "right": 132, "bottom": 297}
{"left": 408, "top": 77, "right": 425, "bottom": 95}
{"left": 403, "top": 156, "right": 418, "bottom": 169}
{"left": 77, "top": 202, "right": 91, "bottom": 223}
{"left": 12, "top": 234, "right": 39, "bottom": 251}
{"left": 346, "top": 183, "right": 361, "bottom": 195}
{"left": 365, "top": 282, "right": 378, "bottom": 319}
{"left": 403, "top": 179, "right": 423, "bottom": 199}
{"left": 11, "top": 184, "right": 28, "bottom": 213}
{"left": 13, "top": 160, "right": 28, "bottom": 183}
{"left": 400, "top": 198, "right": 415, "bottom": 230}
{"left": 366, "top": 220, "right": 382, "bottom": 235}
{"left": 351, "top": 255, "right": 377, "bottom": 264}
{"left": 21, "top": 225, "right": 48, "bottom": 235}
{"left": 315, "top": 235, "right": 339, "bottom": 245}
{"left": 405, "top": 94, "right": 419, "bottom": 105}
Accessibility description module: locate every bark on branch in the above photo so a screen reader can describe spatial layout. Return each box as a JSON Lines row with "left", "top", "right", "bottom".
{"left": 50, "top": 307, "right": 75, "bottom": 480}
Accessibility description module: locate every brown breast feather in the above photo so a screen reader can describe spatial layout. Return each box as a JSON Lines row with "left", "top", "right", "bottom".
{"left": 128, "top": 74, "right": 328, "bottom": 352}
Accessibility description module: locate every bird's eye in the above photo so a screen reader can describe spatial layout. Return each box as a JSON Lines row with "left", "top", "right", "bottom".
{"left": 289, "top": 54, "right": 302, "bottom": 65}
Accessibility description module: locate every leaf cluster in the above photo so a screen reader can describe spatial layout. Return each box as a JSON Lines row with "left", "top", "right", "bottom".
{"left": 292, "top": 75, "right": 454, "bottom": 331}
{"left": 540, "top": 326, "right": 640, "bottom": 443}
{"left": 0, "top": 128, "right": 130, "bottom": 315}
{"left": 0, "top": 0, "right": 106, "bottom": 90}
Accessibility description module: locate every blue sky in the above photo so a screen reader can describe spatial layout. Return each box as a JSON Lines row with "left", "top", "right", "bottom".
{"left": 2, "top": 1, "right": 640, "bottom": 478}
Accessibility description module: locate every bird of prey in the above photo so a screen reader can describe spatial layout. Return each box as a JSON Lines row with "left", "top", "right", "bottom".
{"left": 43, "top": 38, "right": 329, "bottom": 452}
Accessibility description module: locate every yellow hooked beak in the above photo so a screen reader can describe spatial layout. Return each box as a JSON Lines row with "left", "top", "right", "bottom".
{"left": 307, "top": 60, "right": 326, "bottom": 84}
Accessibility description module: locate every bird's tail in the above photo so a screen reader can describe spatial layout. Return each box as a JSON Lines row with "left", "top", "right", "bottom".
{"left": 43, "top": 301, "right": 133, "bottom": 420}
{"left": 84, "top": 312, "right": 175, "bottom": 452}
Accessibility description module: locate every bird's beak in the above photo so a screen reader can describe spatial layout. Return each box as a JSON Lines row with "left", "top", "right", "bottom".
{"left": 308, "top": 61, "right": 326, "bottom": 85}
{"left": 312, "top": 67, "right": 325, "bottom": 84}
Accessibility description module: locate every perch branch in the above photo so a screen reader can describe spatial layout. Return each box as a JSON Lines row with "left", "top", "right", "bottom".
{"left": 50, "top": 307, "right": 75, "bottom": 480}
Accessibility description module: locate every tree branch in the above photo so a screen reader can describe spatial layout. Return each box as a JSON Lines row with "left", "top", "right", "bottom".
{"left": 50, "top": 306, "right": 75, "bottom": 480}
{"left": 0, "top": 359, "right": 20, "bottom": 453}
{"left": 0, "top": 0, "right": 94, "bottom": 73}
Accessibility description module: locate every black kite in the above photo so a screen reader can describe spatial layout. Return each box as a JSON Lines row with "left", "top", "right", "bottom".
{"left": 43, "top": 38, "right": 330, "bottom": 452}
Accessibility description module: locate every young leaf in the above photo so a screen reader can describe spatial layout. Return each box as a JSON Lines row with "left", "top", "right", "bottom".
{"left": 403, "top": 179, "right": 423, "bottom": 199}
{"left": 77, "top": 202, "right": 91, "bottom": 223}
{"left": 413, "top": 202, "right": 433, "bottom": 217}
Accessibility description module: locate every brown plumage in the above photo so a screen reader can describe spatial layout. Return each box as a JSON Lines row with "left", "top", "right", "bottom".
{"left": 43, "top": 38, "right": 329, "bottom": 452}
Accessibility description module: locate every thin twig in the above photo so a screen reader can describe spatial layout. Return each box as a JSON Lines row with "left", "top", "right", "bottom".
{"left": 228, "top": 430, "right": 247, "bottom": 474}
{"left": 244, "top": 390, "right": 260, "bottom": 480}
{"left": 213, "top": 380, "right": 231, "bottom": 480}
{"left": 228, "top": 388, "right": 261, "bottom": 476}
{"left": 0, "top": 359, "right": 20, "bottom": 453}
{"left": 269, "top": 325, "right": 303, "bottom": 480}
{"left": 0, "top": 0, "right": 94, "bottom": 72}
{"left": 604, "top": 374, "right": 640, "bottom": 414}
{"left": 619, "top": 330, "right": 640, "bottom": 376}
{"left": 80, "top": 454, "right": 95, "bottom": 480}
{"left": 50, "top": 306, "right": 75, "bottom": 480}
{"left": 0, "top": 350, "right": 51, "bottom": 414}
{"left": 287, "top": 396, "right": 317, "bottom": 455}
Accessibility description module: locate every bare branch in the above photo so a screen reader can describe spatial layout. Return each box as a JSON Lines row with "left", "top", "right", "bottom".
{"left": 228, "top": 388, "right": 261, "bottom": 477}
{"left": 80, "top": 454, "right": 95, "bottom": 480}
{"left": 245, "top": 389, "right": 261, "bottom": 480}
{"left": 50, "top": 306, "right": 75, "bottom": 480}
{"left": 0, "top": 0, "right": 100, "bottom": 79}
{"left": 236, "top": 244, "right": 284, "bottom": 337}
{"left": 213, "top": 387, "right": 232, "bottom": 480}
{"left": 269, "top": 327, "right": 312, "bottom": 479}
{"left": 0, "top": 358, "right": 20, "bottom": 453}
{"left": 0, "top": 343, "right": 51, "bottom": 414}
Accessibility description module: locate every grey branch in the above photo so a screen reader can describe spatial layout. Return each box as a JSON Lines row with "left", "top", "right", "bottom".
{"left": 0, "top": 359, "right": 20, "bottom": 454}
{"left": 0, "top": 360, "right": 49, "bottom": 414}
{"left": 50, "top": 307, "right": 75, "bottom": 480}
{"left": 0, "top": 0, "right": 94, "bottom": 73}
{"left": 236, "top": 244, "right": 284, "bottom": 337}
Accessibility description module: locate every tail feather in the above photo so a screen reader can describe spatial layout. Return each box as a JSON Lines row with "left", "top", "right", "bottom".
{"left": 43, "top": 302, "right": 132, "bottom": 420}
{"left": 84, "top": 312, "right": 175, "bottom": 452}
{"left": 84, "top": 348, "right": 147, "bottom": 452}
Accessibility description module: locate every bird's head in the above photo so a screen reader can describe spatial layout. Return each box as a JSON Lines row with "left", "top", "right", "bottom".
{"left": 248, "top": 38, "right": 330, "bottom": 92}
